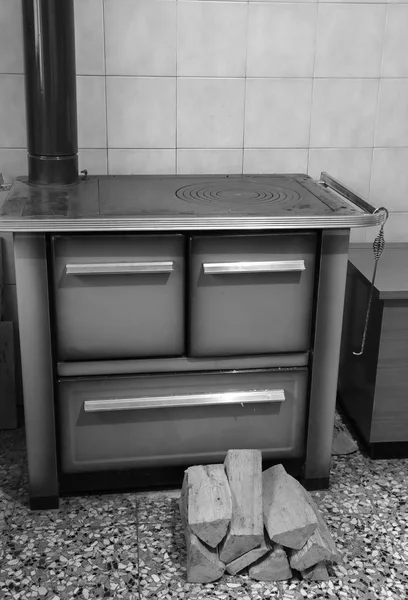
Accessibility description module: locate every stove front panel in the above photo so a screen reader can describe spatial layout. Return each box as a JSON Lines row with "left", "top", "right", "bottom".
{"left": 57, "top": 369, "right": 308, "bottom": 473}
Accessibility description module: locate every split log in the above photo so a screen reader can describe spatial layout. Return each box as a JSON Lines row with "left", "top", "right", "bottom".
{"left": 262, "top": 464, "right": 318, "bottom": 550}
{"left": 219, "top": 450, "right": 263, "bottom": 563}
{"left": 180, "top": 472, "right": 225, "bottom": 583}
{"left": 182, "top": 464, "right": 232, "bottom": 548}
{"left": 185, "top": 531, "right": 225, "bottom": 583}
{"left": 300, "top": 561, "right": 330, "bottom": 581}
{"left": 289, "top": 528, "right": 334, "bottom": 571}
{"left": 302, "top": 491, "right": 341, "bottom": 563}
{"left": 226, "top": 538, "right": 270, "bottom": 575}
{"left": 249, "top": 543, "right": 292, "bottom": 581}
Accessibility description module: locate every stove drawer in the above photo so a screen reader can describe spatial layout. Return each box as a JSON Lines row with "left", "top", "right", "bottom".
{"left": 58, "top": 369, "right": 308, "bottom": 473}
{"left": 189, "top": 234, "right": 316, "bottom": 356}
{"left": 52, "top": 235, "right": 185, "bottom": 360}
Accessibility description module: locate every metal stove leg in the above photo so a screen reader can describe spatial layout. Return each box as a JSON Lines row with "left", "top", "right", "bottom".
{"left": 14, "top": 233, "right": 59, "bottom": 509}
{"left": 303, "top": 229, "right": 350, "bottom": 489}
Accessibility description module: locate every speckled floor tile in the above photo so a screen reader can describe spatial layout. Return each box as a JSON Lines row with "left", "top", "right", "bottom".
{"left": 137, "top": 490, "right": 181, "bottom": 524}
{"left": 11, "top": 490, "right": 138, "bottom": 529}
{"left": 0, "top": 464, "right": 23, "bottom": 559}
{"left": 0, "top": 524, "right": 138, "bottom": 599}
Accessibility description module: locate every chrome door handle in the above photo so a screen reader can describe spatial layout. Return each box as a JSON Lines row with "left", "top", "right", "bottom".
{"left": 83, "top": 389, "right": 285, "bottom": 412}
{"left": 203, "top": 260, "right": 305, "bottom": 275}
{"left": 65, "top": 261, "right": 174, "bottom": 275}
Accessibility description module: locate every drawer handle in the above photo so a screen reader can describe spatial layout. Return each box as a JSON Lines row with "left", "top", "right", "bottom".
{"left": 203, "top": 260, "right": 305, "bottom": 275}
{"left": 83, "top": 389, "right": 285, "bottom": 412}
{"left": 65, "top": 261, "right": 174, "bottom": 275}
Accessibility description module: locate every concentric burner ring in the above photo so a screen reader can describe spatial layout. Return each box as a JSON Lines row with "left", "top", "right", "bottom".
{"left": 176, "top": 180, "right": 301, "bottom": 207}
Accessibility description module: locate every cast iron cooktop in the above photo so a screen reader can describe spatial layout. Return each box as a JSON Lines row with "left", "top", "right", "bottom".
{"left": 1, "top": 173, "right": 378, "bottom": 232}
{"left": 98, "top": 174, "right": 357, "bottom": 217}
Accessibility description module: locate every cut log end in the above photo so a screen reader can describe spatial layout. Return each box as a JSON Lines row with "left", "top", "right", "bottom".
{"left": 219, "top": 532, "right": 264, "bottom": 564}
{"left": 249, "top": 544, "right": 292, "bottom": 582}
{"left": 300, "top": 561, "right": 330, "bottom": 581}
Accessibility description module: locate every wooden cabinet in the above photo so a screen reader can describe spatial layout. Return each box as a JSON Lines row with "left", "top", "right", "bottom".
{"left": 338, "top": 244, "right": 408, "bottom": 458}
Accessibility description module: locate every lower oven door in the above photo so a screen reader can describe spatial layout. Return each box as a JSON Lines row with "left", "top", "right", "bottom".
{"left": 57, "top": 369, "right": 308, "bottom": 473}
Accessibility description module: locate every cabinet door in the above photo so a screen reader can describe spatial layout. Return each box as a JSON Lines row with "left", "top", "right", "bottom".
{"left": 189, "top": 233, "right": 316, "bottom": 356}
{"left": 52, "top": 234, "right": 185, "bottom": 360}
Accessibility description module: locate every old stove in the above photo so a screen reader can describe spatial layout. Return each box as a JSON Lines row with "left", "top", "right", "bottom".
{"left": 0, "top": 1, "right": 383, "bottom": 509}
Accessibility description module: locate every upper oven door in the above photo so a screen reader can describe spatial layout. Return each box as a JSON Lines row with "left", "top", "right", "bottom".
{"left": 189, "top": 233, "right": 316, "bottom": 357}
{"left": 52, "top": 234, "right": 185, "bottom": 361}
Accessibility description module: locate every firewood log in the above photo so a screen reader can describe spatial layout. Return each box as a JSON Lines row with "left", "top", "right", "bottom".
{"left": 219, "top": 450, "right": 263, "bottom": 563}
{"left": 289, "top": 528, "right": 333, "bottom": 571}
{"left": 181, "top": 464, "right": 232, "bottom": 548}
{"left": 226, "top": 538, "right": 270, "bottom": 575}
{"left": 179, "top": 472, "right": 225, "bottom": 583}
{"left": 262, "top": 464, "right": 318, "bottom": 550}
{"left": 300, "top": 561, "right": 330, "bottom": 581}
{"left": 249, "top": 543, "right": 292, "bottom": 581}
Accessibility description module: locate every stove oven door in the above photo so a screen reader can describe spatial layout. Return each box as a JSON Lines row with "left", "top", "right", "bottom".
{"left": 51, "top": 234, "right": 185, "bottom": 360}
{"left": 57, "top": 368, "right": 308, "bottom": 473}
{"left": 189, "top": 233, "right": 316, "bottom": 357}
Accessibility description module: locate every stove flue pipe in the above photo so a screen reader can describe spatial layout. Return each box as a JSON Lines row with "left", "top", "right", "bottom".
{"left": 22, "top": 0, "right": 78, "bottom": 185}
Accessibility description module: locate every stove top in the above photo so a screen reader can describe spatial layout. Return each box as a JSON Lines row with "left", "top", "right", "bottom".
{"left": 0, "top": 173, "right": 380, "bottom": 232}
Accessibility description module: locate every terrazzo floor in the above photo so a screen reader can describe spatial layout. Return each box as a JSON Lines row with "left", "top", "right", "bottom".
{"left": 0, "top": 424, "right": 407, "bottom": 600}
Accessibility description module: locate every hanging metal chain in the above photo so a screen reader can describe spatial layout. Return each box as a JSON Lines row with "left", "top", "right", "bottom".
{"left": 353, "top": 207, "right": 389, "bottom": 356}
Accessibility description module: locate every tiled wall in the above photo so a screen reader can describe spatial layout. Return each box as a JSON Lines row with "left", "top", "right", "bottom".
{"left": 1, "top": 0, "right": 408, "bottom": 242}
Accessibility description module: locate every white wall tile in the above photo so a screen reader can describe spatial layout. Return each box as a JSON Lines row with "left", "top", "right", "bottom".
{"left": 78, "top": 149, "right": 108, "bottom": 175}
{"left": 74, "top": 0, "right": 105, "bottom": 75}
{"left": 0, "top": 75, "right": 26, "bottom": 147}
{"left": 108, "top": 149, "right": 175, "bottom": 175}
{"left": 247, "top": 4, "right": 317, "bottom": 78}
{"left": 349, "top": 228, "right": 367, "bottom": 244}
{"left": 107, "top": 77, "right": 176, "bottom": 148}
{"left": 315, "top": 5, "right": 385, "bottom": 78}
{"left": 177, "top": 149, "right": 242, "bottom": 174}
{"left": 365, "top": 212, "right": 408, "bottom": 243}
{"left": 77, "top": 76, "right": 106, "bottom": 148}
{"left": 308, "top": 148, "right": 372, "bottom": 199}
{"left": 0, "top": 0, "right": 23, "bottom": 73}
{"left": 243, "top": 149, "right": 308, "bottom": 174}
{"left": 178, "top": 78, "right": 245, "bottom": 149}
{"left": 375, "top": 80, "right": 408, "bottom": 147}
{"left": 245, "top": 79, "right": 312, "bottom": 148}
{"left": 105, "top": 0, "right": 176, "bottom": 76}
{"left": 370, "top": 148, "right": 408, "bottom": 212}
{"left": 0, "top": 148, "right": 27, "bottom": 182}
{"left": 178, "top": 1, "right": 247, "bottom": 77}
{"left": 310, "top": 79, "right": 378, "bottom": 148}
{"left": 382, "top": 6, "right": 408, "bottom": 78}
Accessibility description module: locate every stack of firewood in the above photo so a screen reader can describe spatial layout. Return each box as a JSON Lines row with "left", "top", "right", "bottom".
{"left": 179, "top": 449, "right": 341, "bottom": 583}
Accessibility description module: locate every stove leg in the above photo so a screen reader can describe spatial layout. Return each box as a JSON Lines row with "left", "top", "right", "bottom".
{"left": 304, "top": 229, "right": 350, "bottom": 488}
{"left": 14, "top": 234, "right": 59, "bottom": 510}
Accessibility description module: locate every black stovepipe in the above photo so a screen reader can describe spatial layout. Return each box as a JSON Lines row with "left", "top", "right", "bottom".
{"left": 22, "top": 0, "right": 78, "bottom": 185}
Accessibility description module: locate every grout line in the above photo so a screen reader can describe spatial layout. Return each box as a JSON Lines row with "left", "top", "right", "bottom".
{"left": 241, "top": 0, "right": 250, "bottom": 175}
{"left": 367, "top": 2, "right": 390, "bottom": 215}
{"left": 175, "top": 0, "right": 178, "bottom": 175}
{"left": 101, "top": 0, "right": 109, "bottom": 175}
{"left": 307, "top": 1, "right": 321, "bottom": 175}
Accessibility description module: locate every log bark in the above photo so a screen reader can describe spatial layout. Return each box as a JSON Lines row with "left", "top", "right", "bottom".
{"left": 249, "top": 543, "right": 292, "bottom": 581}
{"left": 182, "top": 464, "right": 232, "bottom": 548}
{"left": 219, "top": 450, "right": 263, "bottom": 563}
{"left": 263, "top": 464, "right": 318, "bottom": 550}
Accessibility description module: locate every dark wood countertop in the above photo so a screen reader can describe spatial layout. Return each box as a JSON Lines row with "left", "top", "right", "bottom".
{"left": 349, "top": 244, "right": 408, "bottom": 300}
{"left": 0, "top": 174, "right": 381, "bottom": 233}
